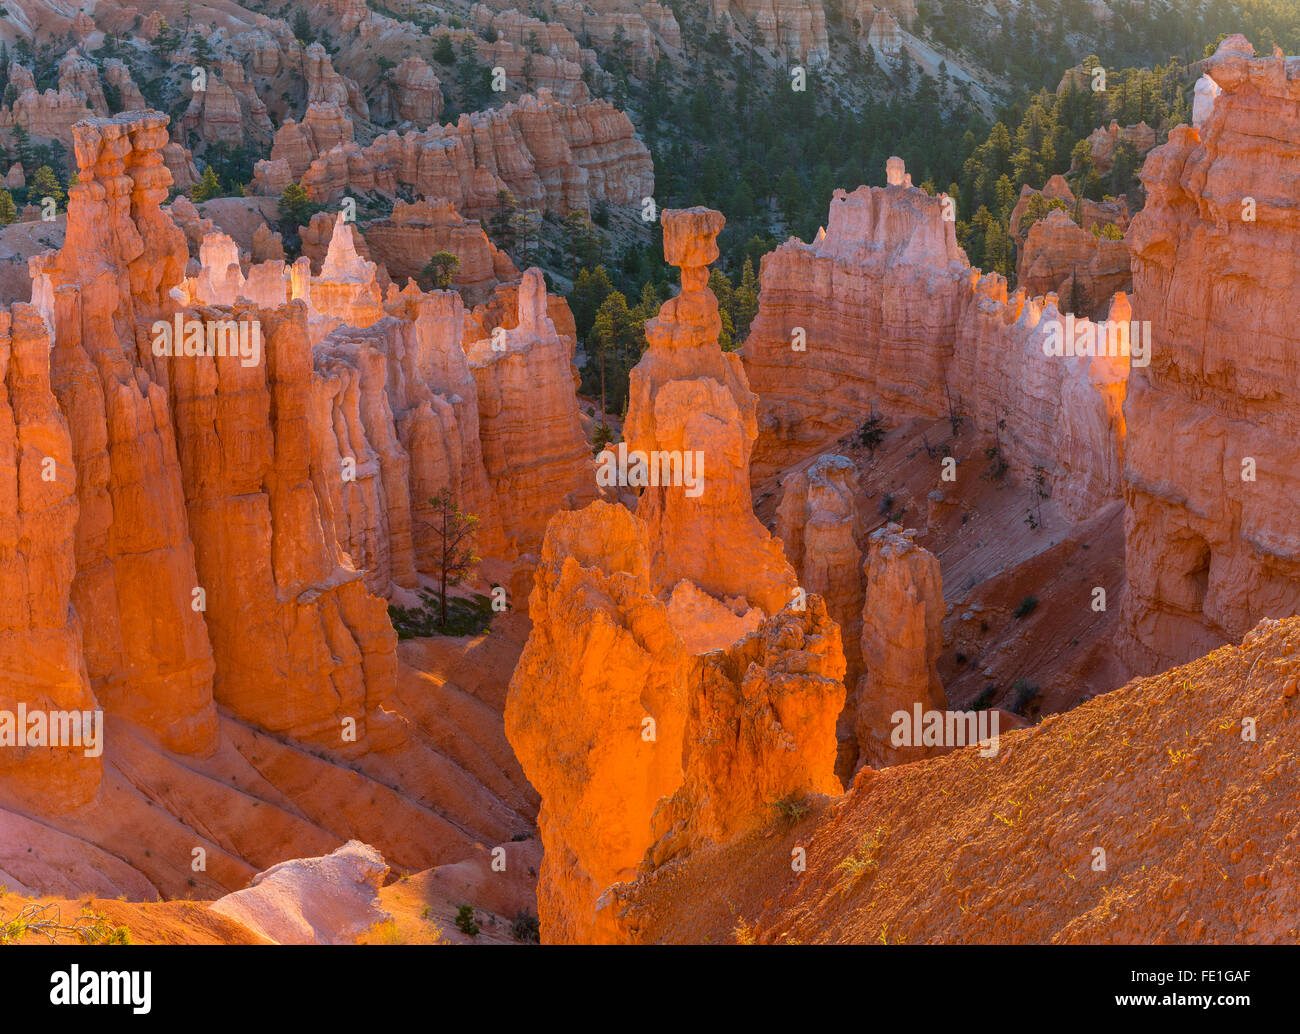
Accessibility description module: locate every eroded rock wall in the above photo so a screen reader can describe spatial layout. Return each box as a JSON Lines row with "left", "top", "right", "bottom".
{"left": 742, "top": 166, "right": 1128, "bottom": 525}
{"left": 1120, "top": 37, "right": 1300, "bottom": 672}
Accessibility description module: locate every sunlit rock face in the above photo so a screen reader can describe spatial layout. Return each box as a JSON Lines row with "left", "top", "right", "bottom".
{"left": 37, "top": 112, "right": 219, "bottom": 757}
{"left": 645, "top": 596, "right": 846, "bottom": 863}
{"left": 505, "top": 501, "right": 690, "bottom": 945}
{"left": 0, "top": 302, "right": 99, "bottom": 811}
{"left": 506, "top": 502, "right": 843, "bottom": 944}
{"left": 507, "top": 209, "right": 843, "bottom": 944}
{"left": 626, "top": 207, "right": 797, "bottom": 615}
{"left": 1120, "top": 36, "right": 1300, "bottom": 673}
{"left": 742, "top": 160, "right": 1127, "bottom": 524}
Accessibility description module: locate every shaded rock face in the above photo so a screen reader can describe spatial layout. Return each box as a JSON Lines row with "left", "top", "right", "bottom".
{"left": 776, "top": 455, "right": 864, "bottom": 671}
{"left": 269, "top": 103, "right": 356, "bottom": 179}
{"left": 179, "top": 213, "right": 568, "bottom": 577}
{"left": 313, "top": 292, "right": 505, "bottom": 593}
{"left": 1, "top": 76, "right": 95, "bottom": 152}
{"left": 1007, "top": 175, "right": 1130, "bottom": 248}
{"left": 464, "top": 278, "right": 578, "bottom": 354}
{"left": 165, "top": 301, "right": 399, "bottom": 749}
{"left": 856, "top": 523, "right": 947, "bottom": 768}
{"left": 304, "top": 42, "right": 369, "bottom": 121}
{"left": 1019, "top": 208, "right": 1131, "bottom": 318}
{"left": 472, "top": 0, "right": 682, "bottom": 73}
{"left": 179, "top": 76, "right": 271, "bottom": 151}
{"left": 1120, "top": 37, "right": 1300, "bottom": 673}
{"left": 507, "top": 209, "right": 843, "bottom": 944}
{"left": 14, "top": 111, "right": 409, "bottom": 778}
{"left": 710, "top": 0, "right": 830, "bottom": 65}
{"left": 477, "top": 38, "right": 590, "bottom": 106}
{"left": 741, "top": 163, "right": 1128, "bottom": 525}
{"left": 466, "top": 268, "right": 595, "bottom": 557}
{"left": 362, "top": 199, "right": 518, "bottom": 304}
{"left": 0, "top": 110, "right": 550, "bottom": 896}
{"left": 1087, "top": 120, "right": 1156, "bottom": 174}
{"left": 209, "top": 840, "right": 390, "bottom": 945}
{"left": 775, "top": 454, "right": 865, "bottom": 776}
{"left": 863, "top": 9, "right": 903, "bottom": 55}
{"left": 253, "top": 90, "right": 653, "bottom": 221}
{"left": 390, "top": 56, "right": 444, "bottom": 126}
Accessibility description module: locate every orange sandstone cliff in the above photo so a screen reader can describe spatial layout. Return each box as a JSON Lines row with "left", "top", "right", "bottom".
{"left": 1121, "top": 37, "right": 1300, "bottom": 673}
{"left": 506, "top": 208, "right": 840, "bottom": 944}
{"left": 742, "top": 161, "right": 1128, "bottom": 530}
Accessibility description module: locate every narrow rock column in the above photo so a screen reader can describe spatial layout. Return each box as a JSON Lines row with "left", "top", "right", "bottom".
{"left": 856, "top": 523, "right": 948, "bottom": 767}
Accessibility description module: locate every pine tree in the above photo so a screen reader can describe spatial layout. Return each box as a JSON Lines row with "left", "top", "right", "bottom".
{"left": 569, "top": 265, "right": 613, "bottom": 339}
{"left": 422, "top": 251, "right": 460, "bottom": 290}
{"left": 487, "top": 189, "right": 516, "bottom": 252}
{"left": 191, "top": 32, "right": 214, "bottom": 67}
{"left": 151, "top": 19, "right": 182, "bottom": 63}
{"left": 292, "top": 10, "right": 314, "bottom": 45}
{"left": 433, "top": 35, "right": 456, "bottom": 66}
{"left": 190, "top": 165, "right": 222, "bottom": 202}
{"left": 733, "top": 258, "right": 759, "bottom": 341}
{"left": 278, "top": 183, "right": 318, "bottom": 227}
{"left": 28, "top": 165, "right": 64, "bottom": 208}
{"left": 424, "top": 489, "right": 480, "bottom": 629}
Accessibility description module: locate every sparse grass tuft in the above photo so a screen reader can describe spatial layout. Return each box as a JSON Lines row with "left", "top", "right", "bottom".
{"left": 0, "top": 903, "right": 130, "bottom": 945}
{"left": 388, "top": 591, "right": 494, "bottom": 639}
{"left": 771, "top": 791, "right": 811, "bottom": 823}
{"left": 733, "top": 918, "right": 757, "bottom": 945}
{"left": 363, "top": 919, "right": 406, "bottom": 945}
{"left": 835, "top": 826, "right": 887, "bottom": 879}
{"left": 1012, "top": 678, "right": 1041, "bottom": 714}
{"left": 511, "top": 909, "right": 540, "bottom": 944}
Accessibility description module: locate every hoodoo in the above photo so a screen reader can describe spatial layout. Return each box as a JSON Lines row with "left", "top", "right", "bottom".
{"left": 507, "top": 207, "right": 842, "bottom": 943}
{"left": 2, "top": 1, "right": 1299, "bottom": 971}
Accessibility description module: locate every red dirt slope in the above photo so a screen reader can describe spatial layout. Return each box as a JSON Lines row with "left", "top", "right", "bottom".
{"left": 616, "top": 616, "right": 1300, "bottom": 944}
